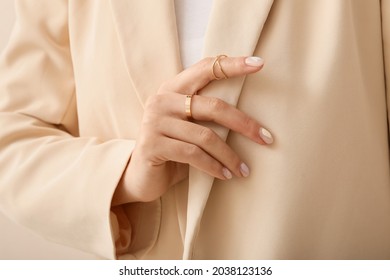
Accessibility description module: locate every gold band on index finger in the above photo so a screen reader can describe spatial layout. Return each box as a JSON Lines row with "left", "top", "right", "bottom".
{"left": 212, "top": 55, "right": 228, "bottom": 80}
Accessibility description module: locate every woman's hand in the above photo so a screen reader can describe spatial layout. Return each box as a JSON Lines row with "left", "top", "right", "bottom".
{"left": 112, "top": 56, "right": 273, "bottom": 205}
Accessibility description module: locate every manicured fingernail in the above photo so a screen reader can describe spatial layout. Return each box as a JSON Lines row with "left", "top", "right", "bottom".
{"left": 240, "top": 162, "right": 250, "bottom": 177}
{"left": 245, "top": 56, "right": 264, "bottom": 67}
{"left": 259, "top": 128, "right": 274, "bottom": 144}
{"left": 222, "top": 167, "right": 233, "bottom": 179}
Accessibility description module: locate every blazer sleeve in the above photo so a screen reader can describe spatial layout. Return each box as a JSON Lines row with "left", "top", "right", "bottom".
{"left": 0, "top": 0, "right": 136, "bottom": 259}
{"left": 383, "top": 0, "right": 390, "bottom": 135}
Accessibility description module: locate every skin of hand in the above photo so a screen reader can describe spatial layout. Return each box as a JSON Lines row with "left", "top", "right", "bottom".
{"left": 112, "top": 56, "right": 273, "bottom": 205}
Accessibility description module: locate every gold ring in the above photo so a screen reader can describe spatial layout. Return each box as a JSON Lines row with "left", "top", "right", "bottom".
{"left": 212, "top": 55, "right": 228, "bottom": 80}
{"left": 185, "top": 95, "right": 193, "bottom": 119}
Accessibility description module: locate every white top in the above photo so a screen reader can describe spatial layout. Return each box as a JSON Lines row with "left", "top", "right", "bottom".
{"left": 174, "top": 0, "right": 213, "bottom": 69}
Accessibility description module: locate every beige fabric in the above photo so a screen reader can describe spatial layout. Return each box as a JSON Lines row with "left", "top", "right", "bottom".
{"left": 0, "top": 0, "right": 389, "bottom": 260}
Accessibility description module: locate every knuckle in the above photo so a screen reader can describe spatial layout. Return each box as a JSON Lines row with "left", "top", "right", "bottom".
{"left": 145, "top": 94, "right": 161, "bottom": 110}
{"left": 196, "top": 57, "right": 213, "bottom": 75}
{"left": 185, "top": 144, "right": 201, "bottom": 157}
{"left": 199, "top": 57, "right": 212, "bottom": 68}
{"left": 208, "top": 97, "right": 226, "bottom": 113}
{"left": 199, "top": 127, "right": 215, "bottom": 145}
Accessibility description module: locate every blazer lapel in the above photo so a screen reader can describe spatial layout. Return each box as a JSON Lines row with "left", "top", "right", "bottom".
{"left": 184, "top": 0, "right": 275, "bottom": 259}
{"left": 109, "top": 0, "right": 181, "bottom": 107}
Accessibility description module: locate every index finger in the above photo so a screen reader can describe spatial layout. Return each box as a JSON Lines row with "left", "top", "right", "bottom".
{"left": 161, "top": 56, "right": 264, "bottom": 95}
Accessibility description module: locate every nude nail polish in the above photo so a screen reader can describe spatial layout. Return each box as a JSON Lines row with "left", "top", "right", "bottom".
{"left": 245, "top": 56, "right": 264, "bottom": 67}
{"left": 259, "top": 128, "right": 274, "bottom": 144}
{"left": 222, "top": 167, "right": 233, "bottom": 179}
{"left": 240, "top": 163, "right": 250, "bottom": 177}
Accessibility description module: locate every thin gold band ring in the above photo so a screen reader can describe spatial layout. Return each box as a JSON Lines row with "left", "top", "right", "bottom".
{"left": 212, "top": 55, "right": 228, "bottom": 80}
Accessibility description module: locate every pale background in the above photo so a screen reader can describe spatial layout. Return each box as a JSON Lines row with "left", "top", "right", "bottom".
{"left": 0, "top": 0, "right": 94, "bottom": 259}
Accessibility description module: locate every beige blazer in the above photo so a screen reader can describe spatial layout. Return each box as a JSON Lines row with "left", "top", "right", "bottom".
{"left": 0, "top": 0, "right": 389, "bottom": 260}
